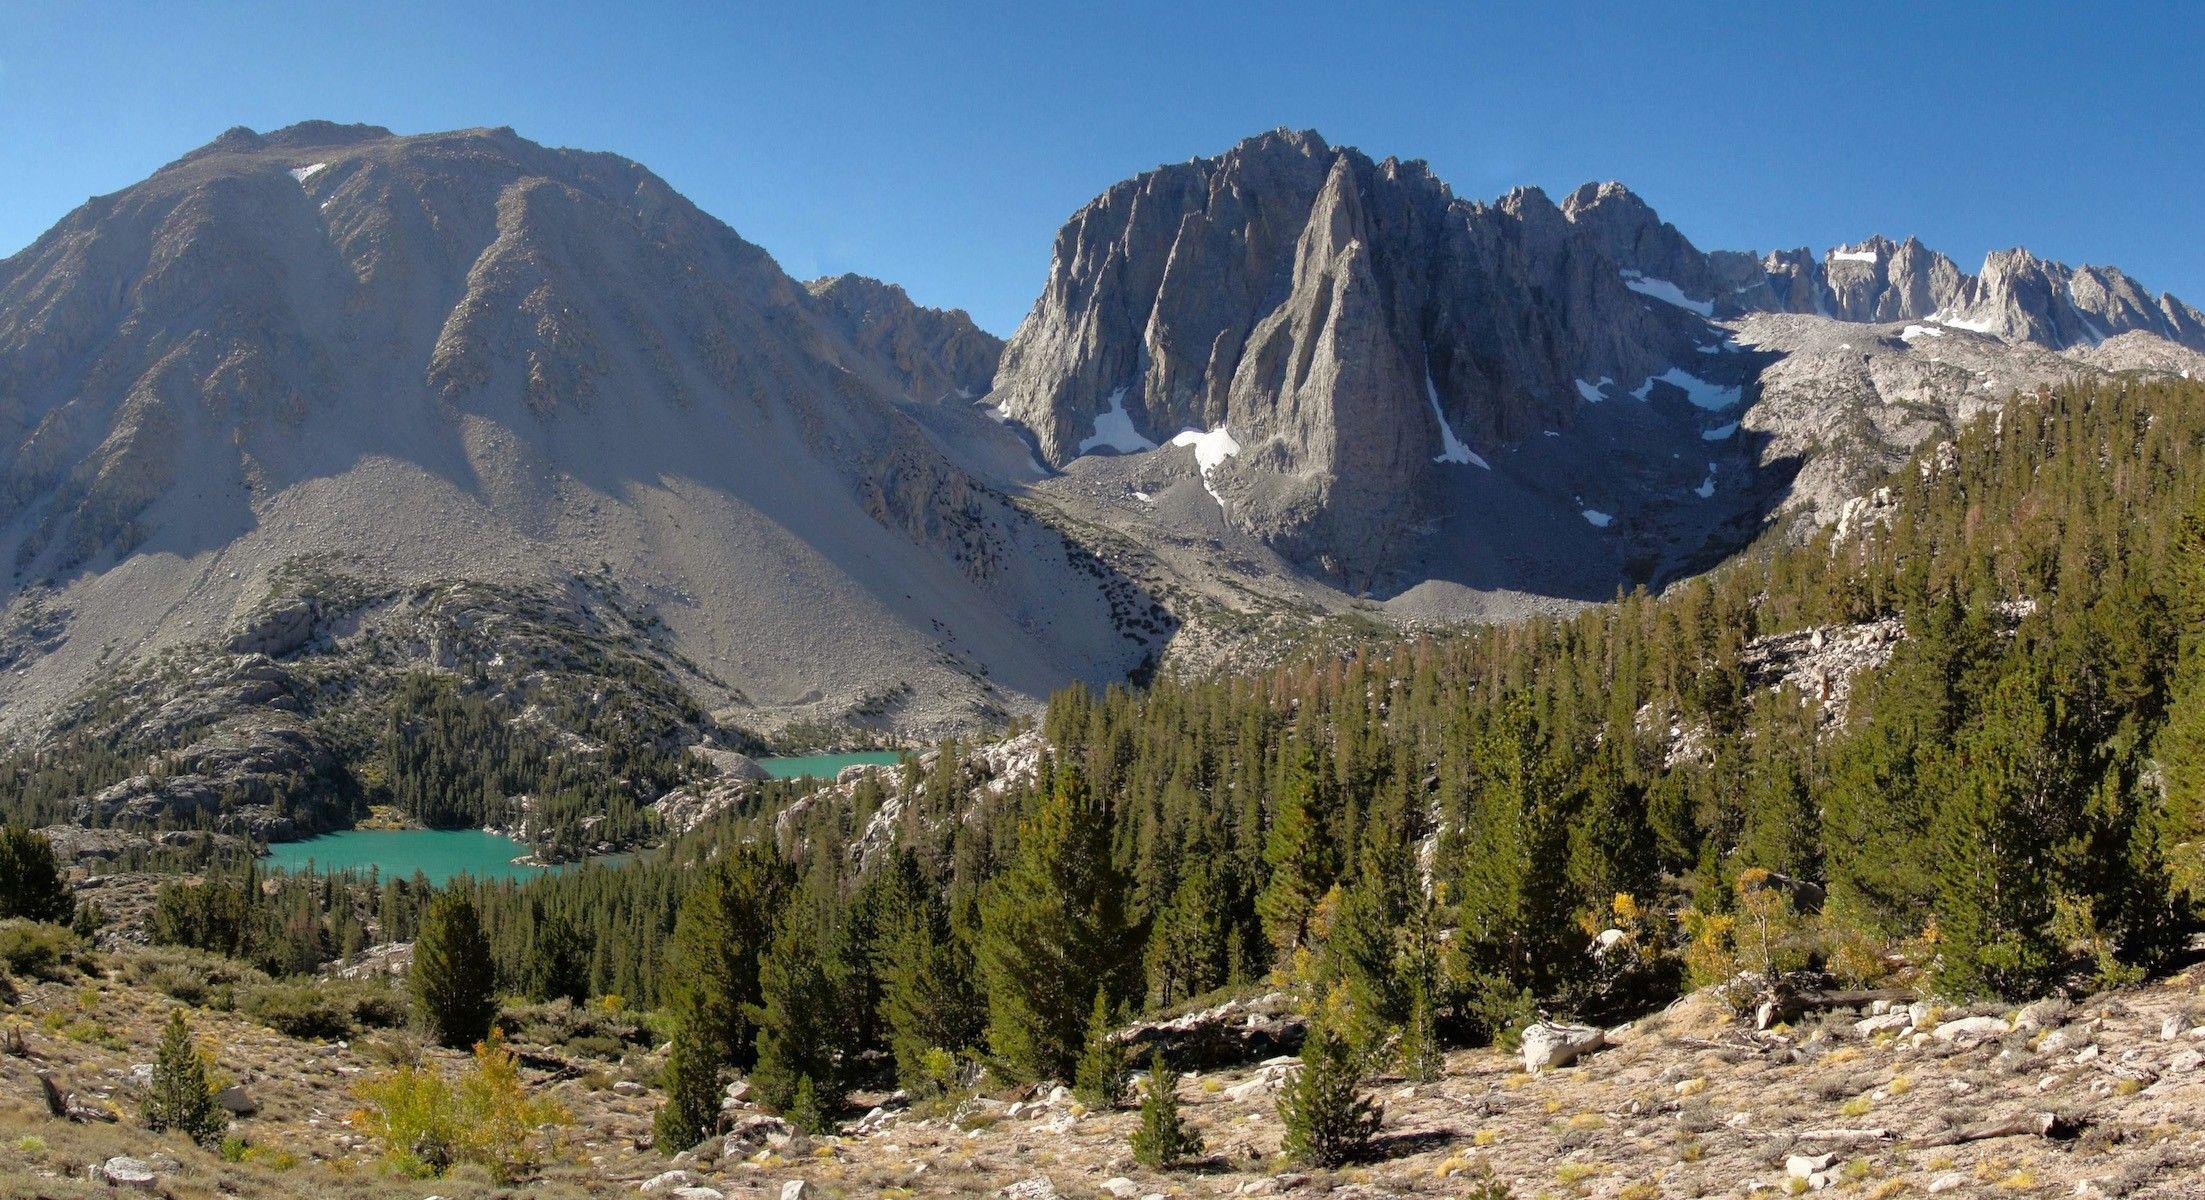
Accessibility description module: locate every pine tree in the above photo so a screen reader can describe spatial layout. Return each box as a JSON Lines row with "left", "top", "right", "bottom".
{"left": 977, "top": 763, "right": 1129, "bottom": 1081}
{"left": 652, "top": 1025, "right": 720, "bottom": 1152}
{"left": 1129, "top": 1051, "right": 1203, "bottom": 1168}
{"left": 0, "top": 825, "right": 71, "bottom": 924}
{"left": 1933, "top": 664, "right": 2082, "bottom": 999}
{"left": 662, "top": 843, "right": 790, "bottom": 1071}
{"left": 1144, "top": 852, "right": 1229, "bottom": 1008}
{"left": 143, "top": 1009, "right": 226, "bottom": 1146}
{"left": 1073, "top": 989, "right": 1131, "bottom": 1109}
{"left": 1257, "top": 740, "right": 1337, "bottom": 956}
{"left": 1453, "top": 699, "right": 1585, "bottom": 1006}
{"left": 875, "top": 852, "right": 982, "bottom": 1092}
{"left": 526, "top": 907, "right": 589, "bottom": 1004}
{"left": 1277, "top": 1016, "right": 1381, "bottom": 1168}
{"left": 750, "top": 890, "right": 847, "bottom": 1118}
{"left": 787, "top": 1075, "right": 826, "bottom": 1135}
{"left": 412, "top": 891, "right": 497, "bottom": 1048}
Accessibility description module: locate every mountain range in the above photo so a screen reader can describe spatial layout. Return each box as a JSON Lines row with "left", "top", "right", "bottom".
{"left": 3, "top": 122, "right": 2201, "bottom": 810}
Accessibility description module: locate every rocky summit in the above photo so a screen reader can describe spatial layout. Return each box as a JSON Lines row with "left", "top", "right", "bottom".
{"left": 0, "top": 121, "right": 1157, "bottom": 755}
{"left": 985, "top": 129, "right": 2205, "bottom": 600}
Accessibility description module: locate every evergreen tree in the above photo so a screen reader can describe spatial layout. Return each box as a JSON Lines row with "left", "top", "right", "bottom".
{"left": 143, "top": 1009, "right": 226, "bottom": 1146}
{"left": 1072, "top": 989, "right": 1131, "bottom": 1109}
{"left": 1129, "top": 1051, "right": 1203, "bottom": 1168}
{"left": 1933, "top": 665, "right": 2083, "bottom": 998}
{"left": 0, "top": 825, "right": 71, "bottom": 924}
{"left": 412, "top": 891, "right": 497, "bottom": 1048}
{"left": 751, "top": 888, "right": 848, "bottom": 1118}
{"left": 787, "top": 1075, "right": 826, "bottom": 1135}
{"left": 1453, "top": 699, "right": 1585, "bottom": 1007}
{"left": 526, "top": 906, "right": 589, "bottom": 1004}
{"left": 662, "top": 843, "right": 790, "bottom": 1071}
{"left": 875, "top": 852, "right": 982, "bottom": 1092}
{"left": 1144, "top": 852, "right": 1229, "bottom": 1008}
{"left": 1277, "top": 1016, "right": 1381, "bottom": 1168}
{"left": 652, "top": 1027, "right": 720, "bottom": 1152}
{"left": 1257, "top": 741, "right": 1337, "bottom": 956}
{"left": 977, "top": 763, "right": 1129, "bottom": 1081}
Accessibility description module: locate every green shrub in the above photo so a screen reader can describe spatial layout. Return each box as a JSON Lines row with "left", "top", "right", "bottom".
{"left": 349, "top": 1031, "right": 568, "bottom": 1182}
{"left": 240, "top": 978, "right": 407, "bottom": 1039}
{"left": 0, "top": 920, "right": 87, "bottom": 980}
{"left": 122, "top": 947, "right": 269, "bottom": 1006}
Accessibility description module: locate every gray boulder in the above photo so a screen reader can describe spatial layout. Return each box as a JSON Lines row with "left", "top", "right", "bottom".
{"left": 1521, "top": 1022, "right": 1607, "bottom": 1073}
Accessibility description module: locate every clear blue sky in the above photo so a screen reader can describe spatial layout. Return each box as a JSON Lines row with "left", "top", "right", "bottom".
{"left": 4, "top": 1, "right": 2200, "bottom": 335}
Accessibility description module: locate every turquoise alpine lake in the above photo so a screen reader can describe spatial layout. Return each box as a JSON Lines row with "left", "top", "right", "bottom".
{"left": 756, "top": 750, "right": 904, "bottom": 779}
{"left": 261, "top": 828, "right": 548, "bottom": 885}
{"left": 262, "top": 753, "right": 903, "bottom": 882}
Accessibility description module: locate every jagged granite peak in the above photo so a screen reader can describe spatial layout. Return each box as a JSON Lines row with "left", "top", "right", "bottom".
{"left": 989, "top": 129, "right": 1712, "bottom": 582}
{"left": 1818, "top": 235, "right": 1971, "bottom": 323}
{"left": 0, "top": 121, "right": 1161, "bottom": 744}
{"left": 805, "top": 273, "right": 1003, "bottom": 402}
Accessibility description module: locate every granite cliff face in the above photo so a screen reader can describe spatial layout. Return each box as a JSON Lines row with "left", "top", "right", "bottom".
{"left": 988, "top": 129, "right": 2205, "bottom": 590}
{"left": 988, "top": 130, "right": 1722, "bottom": 582}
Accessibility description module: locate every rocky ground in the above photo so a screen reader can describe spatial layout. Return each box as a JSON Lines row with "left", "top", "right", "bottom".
{"left": 10, "top": 956, "right": 2205, "bottom": 1198}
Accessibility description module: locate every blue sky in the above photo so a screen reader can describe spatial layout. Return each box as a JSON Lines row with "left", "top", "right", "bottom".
{"left": 3, "top": 1, "right": 2200, "bottom": 335}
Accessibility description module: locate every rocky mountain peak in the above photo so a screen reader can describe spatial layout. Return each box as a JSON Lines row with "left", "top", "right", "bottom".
{"left": 0, "top": 121, "right": 1160, "bottom": 744}
{"left": 806, "top": 273, "right": 1003, "bottom": 402}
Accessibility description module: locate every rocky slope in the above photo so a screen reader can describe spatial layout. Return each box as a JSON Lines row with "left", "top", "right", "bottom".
{"left": 985, "top": 129, "right": 2205, "bottom": 603}
{"left": 0, "top": 122, "right": 1161, "bottom": 778}
{"left": 10, "top": 948, "right": 2205, "bottom": 1197}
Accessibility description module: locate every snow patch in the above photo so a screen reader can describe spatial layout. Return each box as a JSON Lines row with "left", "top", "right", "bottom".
{"left": 1935, "top": 311, "right": 2002, "bottom": 334}
{"left": 1170, "top": 425, "right": 1242, "bottom": 504}
{"left": 1900, "top": 324, "right": 1944, "bottom": 342}
{"left": 1425, "top": 372, "right": 1489, "bottom": 467}
{"left": 289, "top": 163, "right": 328, "bottom": 184}
{"left": 1702, "top": 421, "right": 1739, "bottom": 441}
{"left": 1574, "top": 377, "right": 1612, "bottom": 404}
{"left": 1077, "top": 388, "right": 1157, "bottom": 456}
{"left": 1831, "top": 248, "right": 1878, "bottom": 264}
{"left": 1581, "top": 509, "right": 1614, "bottom": 528}
{"left": 1695, "top": 464, "right": 1717, "bottom": 499}
{"left": 1620, "top": 272, "right": 1714, "bottom": 317}
{"left": 1632, "top": 368, "right": 1742, "bottom": 411}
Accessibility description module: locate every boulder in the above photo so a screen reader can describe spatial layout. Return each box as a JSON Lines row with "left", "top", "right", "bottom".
{"left": 780, "top": 1184, "right": 811, "bottom": 1200}
{"left": 1100, "top": 1179, "right": 1140, "bottom": 1199}
{"left": 1001, "top": 1179, "right": 1061, "bottom": 1200}
{"left": 1521, "top": 1022, "right": 1607, "bottom": 1073}
{"left": 2013, "top": 997, "right": 2070, "bottom": 1031}
{"left": 670, "top": 1190, "right": 723, "bottom": 1200}
{"left": 213, "top": 1085, "right": 259, "bottom": 1115}
{"left": 612, "top": 1080, "right": 647, "bottom": 1096}
{"left": 1788, "top": 1152, "right": 1838, "bottom": 1178}
{"left": 641, "top": 1170, "right": 707, "bottom": 1194}
{"left": 1853, "top": 1011, "right": 1911, "bottom": 1036}
{"left": 97, "top": 1157, "right": 159, "bottom": 1190}
{"left": 1931, "top": 1015, "right": 2011, "bottom": 1043}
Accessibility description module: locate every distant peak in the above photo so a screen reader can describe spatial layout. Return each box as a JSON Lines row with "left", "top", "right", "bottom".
{"left": 261, "top": 120, "right": 396, "bottom": 149}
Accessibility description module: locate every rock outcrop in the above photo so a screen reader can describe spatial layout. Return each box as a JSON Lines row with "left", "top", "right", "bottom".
{"left": 805, "top": 273, "right": 1003, "bottom": 403}
{"left": 989, "top": 129, "right": 1716, "bottom": 582}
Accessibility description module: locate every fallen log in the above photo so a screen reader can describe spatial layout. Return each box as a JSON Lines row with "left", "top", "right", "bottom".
{"left": 1793, "top": 1127, "right": 1896, "bottom": 1145}
{"left": 1795, "top": 989, "right": 1915, "bottom": 1012}
{"left": 1916, "top": 1111, "right": 2079, "bottom": 1148}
